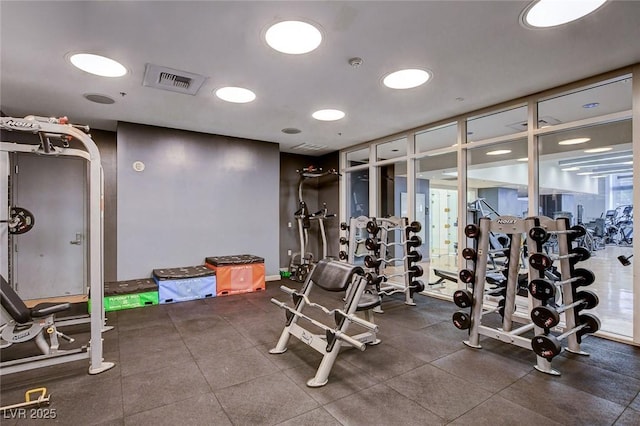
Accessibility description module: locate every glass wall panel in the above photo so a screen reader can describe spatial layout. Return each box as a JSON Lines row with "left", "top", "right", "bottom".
{"left": 415, "top": 151, "right": 458, "bottom": 297}
{"left": 415, "top": 122, "right": 457, "bottom": 152}
{"left": 346, "top": 169, "right": 369, "bottom": 219}
{"left": 538, "top": 120, "right": 633, "bottom": 338}
{"left": 377, "top": 160, "right": 408, "bottom": 264}
{"left": 466, "top": 138, "right": 529, "bottom": 219}
{"left": 466, "top": 105, "right": 527, "bottom": 141}
{"left": 346, "top": 147, "right": 369, "bottom": 167}
{"left": 376, "top": 137, "right": 407, "bottom": 161}
{"left": 538, "top": 75, "right": 632, "bottom": 124}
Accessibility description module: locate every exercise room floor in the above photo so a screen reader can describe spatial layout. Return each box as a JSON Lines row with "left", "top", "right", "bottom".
{"left": 1, "top": 281, "right": 640, "bottom": 425}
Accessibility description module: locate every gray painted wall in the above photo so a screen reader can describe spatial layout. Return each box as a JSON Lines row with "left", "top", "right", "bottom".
{"left": 117, "top": 122, "right": 279, "bottom": 280}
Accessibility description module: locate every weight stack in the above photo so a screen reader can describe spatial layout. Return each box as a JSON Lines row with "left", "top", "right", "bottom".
{"left": 204, "top": 254, "right": 265, "bottom": 296}
{"left": 153, "top": 265, "right": 217, "bottom": 303}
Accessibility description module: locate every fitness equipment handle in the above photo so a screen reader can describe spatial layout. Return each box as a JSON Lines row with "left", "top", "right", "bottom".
{"left": 270, "top": 299, "right": 366, "bottom": 350}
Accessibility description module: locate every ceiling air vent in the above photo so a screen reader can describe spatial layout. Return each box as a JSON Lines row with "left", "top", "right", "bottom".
{"left": 292, "top": 142, "right": 327, "bottom": 152}
{"left": 506, "top": 116, "right": 561, "bottom": 132}
{"left": 142, "top": 63, "right": 206, "bottom": 95}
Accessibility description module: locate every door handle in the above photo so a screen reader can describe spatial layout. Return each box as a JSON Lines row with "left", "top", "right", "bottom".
{"left": 70, "top": 233, "right": 82, "bottom": 245}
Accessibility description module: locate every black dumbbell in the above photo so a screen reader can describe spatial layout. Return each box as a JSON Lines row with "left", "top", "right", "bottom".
{"left": 406, "top": 235, "right": 423, "bottom": 248}
{"left": 339, "top": 236, "right": 349, "bottom": 245}
{"left": 410, "top": 280, "right": 425, "bottom": 296}
{"left": 531, "top": 313, "right": 601, "bottom": 360}
{"left": 338, "top": 251, "right": 348, "bottom": 260}
{"left": 530, "top": 290, "right": 599, "bottom": 329}
{"left": 464, "top": 224, "right": 479, "bottom": 239}
{"left": 340, "top": 222, "right": 349, "bottom": 231}
{"left": 528, "top": 225, "right": 587, "bottom": 243}
{"left": 528, "top": 247, "right": 591, "bottom": 271}
{"left": 459, "top": 269, "right": 475, "bottom": 284}
{"left": 366, "top": 220, "right": 380, "bottom": 235}
{"left": 452, "top": 310, "right": 472, "bottom": 330}
{"left": 462, "top": 247, "right": 509, "bottom": 262}
{"left": 453, "top": 289, "right": 473, "bottom": 308}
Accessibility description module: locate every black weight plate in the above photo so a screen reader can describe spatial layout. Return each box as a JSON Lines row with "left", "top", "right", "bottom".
{"left": 575, "top": 290, "right": 599, "bottom": 310}
{"left": 366, "top": 220, "right": 379, "bottom": 235}
{"left": 572, "top": 268, "right": 595, "bottom": 287}
{"left": 411, "top": 280, "right": 425, "bottom": 293}
{"left": 453, "top": 289, "right": 473, "bottom": 308}
{"left": 8, "top": 207, "right": 35, "bottom": 235}
{"left": 364, "top": 238, "right": 378, "bottom": 251}
{"left": 407, "top": 250, "right": 422, "bottom": 263}
{"left": 338, "top": 251, "right": 348, "bottom": 260}
{"left": 339, "top": 236, "right": 348, "bottom": 245}
{"left": 462, "top": 247, "right": 477, "bottom": 261}
{"left": 528, "top": 226, "right": 549, "bottom": 243}
{"left": 364, "top": 255, "right": 380, "bottom": 269}
{"left": 409, "top": 264, "right": 424, "bottom": 278}
{"left": 569, "top": 225, "right": 587, "bottom": 240}
{"left": 577, "top": 313, "right": 601, "bottom": 336}
{"left": 528, "top": 278, "right": 556, "bottom": 302}
{"left": 340, "top": 222, "right": 348, "bottom": 230}
{"left": 569, "top": 246, "right": 591, "bottom": 264}
{"left": 452, "top": 311, "right": 471, "bottom": 330}
{"left": 409, "top": 221, "right": 422, "bottom": 233}
{"left": 531, "top": 306, "right": 560, "bottom": 328}
{"left": 529, "top": 253, "right": 553, "bottom": 271}
{"left": 464, "top": 224, "right": 479, "bottom": 239}
{"left": 407, "top": 235, "right": 423, "bottom": 248}
{"left": 459, "top": 269, "right": 475, "bottom": 284}
{"left": 531, "top": 334, "right": 562, "bottom": 359}
{"left": 365, "top": 272, "right": 381, "bottom": 285}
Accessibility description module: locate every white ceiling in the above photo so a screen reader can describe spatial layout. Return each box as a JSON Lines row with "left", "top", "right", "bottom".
{"left": 2, "top": 1, "right": 640, "bottom": 156}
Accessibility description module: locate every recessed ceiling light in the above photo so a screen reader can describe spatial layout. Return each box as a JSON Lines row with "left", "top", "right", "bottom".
{"left": 517, "top": 157, "right": 528, "bottom": 162}
{"left": 215, "top": 87, "right": 256, "bottom": 103}
{"left": 312, "top": 109, "right": 345, "bottom": 121}
{"left": 562, "top": 166, "right": 580, "bottom": 171}
{"left": 583, "top": 102, "right": 600, "bottom": 109}
{"left": 383, "top": 69, "right": 431, "bottom": 89}
{"left": 486, "top": 149, "right": 512, "bottom": 156}
{"left": 521, "top": 0, "right": 607, "bottom": 29}
{"left": 69, "top": 53, "right": 127, "bottom": 77}
{"left": 576, "top": 171, "right": 595, "bottom": 176}
{"left": 558, "top": 137, "right": 590, "bottom": 145}
{"left": 265, "top": 21, "right": 322, "bottom": 54}
{"left": 584, "top": 147, "right": 612, "bottom": 153}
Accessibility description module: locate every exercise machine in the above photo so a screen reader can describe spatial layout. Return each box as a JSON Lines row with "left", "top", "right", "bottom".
{"left": 288, "top": 166, "right": 339, "bottom": 282}
{"left": 1, "top": 275, "right": 88, "bottom": 367}
{"left": 0, "top": 115, "right": 114, "bottom": 375}
{"left": 271, "top": 258, "right": 380, "bottom": 387}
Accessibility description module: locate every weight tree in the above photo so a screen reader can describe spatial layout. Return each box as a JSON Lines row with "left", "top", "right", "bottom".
{"left": 0, "top": 115, "right": 114, "bottom": 375}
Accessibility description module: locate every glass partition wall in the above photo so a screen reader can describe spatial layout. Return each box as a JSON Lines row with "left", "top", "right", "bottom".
{"left": 340, "top": 67, "right": 638, "bottom": 343}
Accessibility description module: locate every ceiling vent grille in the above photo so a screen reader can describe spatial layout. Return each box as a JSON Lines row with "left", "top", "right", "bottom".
{"left": 506, "top": 116, "right": 561, "bottom": 131}
{"left": 142, "top": 63, "right": 206, "bottom": 95}
{"left": 292, "top": 142, "right": 327, "bottom": 151}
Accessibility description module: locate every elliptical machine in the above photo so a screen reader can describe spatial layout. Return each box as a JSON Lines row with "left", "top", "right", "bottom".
{"left": 289, "top": 166, "right": 339, "bottom": 282}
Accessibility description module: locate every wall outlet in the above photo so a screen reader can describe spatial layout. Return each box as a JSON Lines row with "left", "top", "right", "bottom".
{"left": 287, "top": 249, "right": 292, "bottom": 256}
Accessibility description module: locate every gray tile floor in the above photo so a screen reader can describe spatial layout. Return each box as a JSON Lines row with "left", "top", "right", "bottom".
{"left": 1, "top": 280, "right": 640, "bottom": 425}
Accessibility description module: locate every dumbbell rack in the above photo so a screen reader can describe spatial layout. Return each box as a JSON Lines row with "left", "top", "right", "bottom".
{"left": 526, "top": 216, "right": 599, "bottom": 375}
{"left": 340, "top": 216, "right": 424, "bottom": 306}
{"left": 455, "top": 215, "right": 600, "bottom": 376}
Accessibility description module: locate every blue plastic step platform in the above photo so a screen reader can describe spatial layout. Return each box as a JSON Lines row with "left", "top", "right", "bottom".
{"left": 152, "top": 265, "right": 216, "bottom": 304}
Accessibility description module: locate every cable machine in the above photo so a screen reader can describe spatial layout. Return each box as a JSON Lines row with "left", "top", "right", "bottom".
{"left": 289, "top": 166, "right": 339, "bottom": 282}
{"left": 0, "top": 115, "right": 115, "bottom": 375}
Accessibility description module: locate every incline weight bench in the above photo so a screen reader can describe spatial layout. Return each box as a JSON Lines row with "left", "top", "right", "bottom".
{"left": 270, "top": 259, "right": 381, "bottom": 387}
{"left": 1, "top": 275, "right": 81, "bottom": 364}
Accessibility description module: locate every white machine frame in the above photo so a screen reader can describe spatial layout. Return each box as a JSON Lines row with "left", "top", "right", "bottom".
{"left": 0, "top": 115, "right": 114, "bottom": 375}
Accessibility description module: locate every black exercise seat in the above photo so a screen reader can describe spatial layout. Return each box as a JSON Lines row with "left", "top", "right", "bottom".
{"left": 1, "top": 275, "right": 70, "bottom": 325}
{"left": 310, "top": 259, "right": 364, "bottom": 292}
{"left": 356, "top": 292, "right": 381, "bottom": 311}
